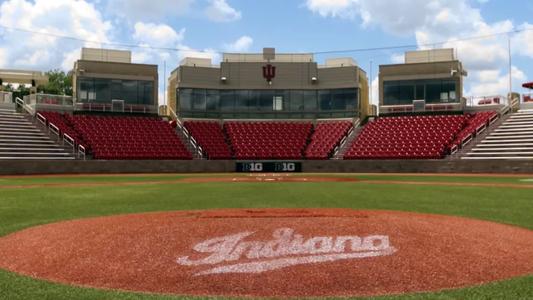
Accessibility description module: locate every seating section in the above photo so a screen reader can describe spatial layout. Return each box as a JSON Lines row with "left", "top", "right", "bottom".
{"left": 38, "top": 111, "right": 84, "bottom": 145}
{"left": 344, "top": 115, "right": 467, "bottom": 159}
{"left": 451, "top": 111, "right": 498, "bottom": 149}
{"left": 305, "top": 121, "right": 352, "bottom": 159}
{"left": 184, "top": 121, "right": 232, "bottom": 159}
{"left": 69, "top": 115, "right": 192, "bottom": 160}
{"left": 225, "top": 122, "right": 312, "bottom": 160}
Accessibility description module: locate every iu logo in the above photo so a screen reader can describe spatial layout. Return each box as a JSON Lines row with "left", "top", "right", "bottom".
{"left": 262, "top": 64, "right": 276, "bottom": 83}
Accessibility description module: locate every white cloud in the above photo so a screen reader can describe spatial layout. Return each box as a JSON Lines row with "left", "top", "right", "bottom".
{"left": 390, "top": 53, "right": 404, "bottom": 64}
{"left": 468, "top": 66, "right": 526, "bottom": 97}
{"left": 0, "top": 48, "right": 6, "bottom": 67}
{"left": 305, "top": 0, "right": 529, "bottom": 97}
{"left": 0, "top": 0, "right": 111, "bottom": 71}
{"left": 371, "top": 76, "right": 379, "bottom": 106}
{"left": 512, "top": 23, "right": 533, "bottom": 58}
{"left": 223, "top": 35, "right": 253, "bottom": 52}
{"left": 133, "top": 22, "right": 185, "bottom": 47}
{"left": 205, "top": 0, "right": 241, "bottom": 22}
{"left": 107, "top": 0, "right": 195, "bottom": 21}
{"left": 305, "top": 0, "right": 359, "bottom": 19}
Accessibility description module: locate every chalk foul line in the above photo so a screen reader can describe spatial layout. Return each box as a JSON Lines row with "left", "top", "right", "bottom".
{"left": 194, "top": 248, "right": 397, "bottom": 276}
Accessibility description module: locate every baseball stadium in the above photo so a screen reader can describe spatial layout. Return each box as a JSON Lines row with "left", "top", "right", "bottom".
{"left": 1, "top": 7, "right": 533, "bottom": 298}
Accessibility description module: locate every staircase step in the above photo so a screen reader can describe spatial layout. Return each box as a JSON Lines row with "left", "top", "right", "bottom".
{"left": 0, "top": 139, "right": 54, "bottom": 144}
{"left": 462, "top": 156, "right": 533, "bottom": 160}
{"left": 0, "top": 143, "right": 62, "bottom": 148}
{"left": 0, "top": 135, "right": 49, "bottom": 140}
{"left": 0, "top": 148, "right": 69, "bottom": 152}
{"left": 482, "top": 139, "right": 533, "bottom": 143}
{"left": 466, "top": 151, "right": 533, "bottom": 155}
{"left": 494, "top": 128, "right": 533, "bottom": 132}
{"left": 0, "top": 152, "right": 73, "bottom": 156}
{"left": 0, "top": 121, "right": 33, "bottom": 126}
{"left": 0, "top": 157, "right": 76, "bottom": 160}
{"left": 477, "top": 143, "right": 533, "bottom": 147}
{"left": 488, "top": 133, "right": 533, "bottom": 138}
{"left": 472, "top": 147, "right": 533, "bottom": 151}
{"left": 0, "top": 128, "right": 41, "bottom": 133}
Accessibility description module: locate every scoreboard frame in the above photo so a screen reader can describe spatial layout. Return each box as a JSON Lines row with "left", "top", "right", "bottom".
{"left": 236, "top": 162, "right": 302, "bottom": 173}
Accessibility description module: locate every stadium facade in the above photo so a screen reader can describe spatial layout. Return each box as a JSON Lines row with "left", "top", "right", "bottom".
{"left": 72, "top": 48, "right": 159, "bottom": 113}
{"left": 168, "top": 48, "right": 370, "bottom": 120}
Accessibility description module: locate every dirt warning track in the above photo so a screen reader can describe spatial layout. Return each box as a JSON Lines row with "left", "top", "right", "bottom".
{"left": 0, "top": 208, "right": 532, "bottom": 298}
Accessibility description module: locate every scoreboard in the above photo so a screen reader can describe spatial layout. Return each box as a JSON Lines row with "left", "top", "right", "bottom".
{"left": 236, "top": 162, "right": 302, "bottom": 173}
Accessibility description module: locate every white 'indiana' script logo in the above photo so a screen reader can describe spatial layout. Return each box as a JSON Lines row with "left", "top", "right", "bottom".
{"left": 176, "top": 228, "right": 397, "bottom": 275}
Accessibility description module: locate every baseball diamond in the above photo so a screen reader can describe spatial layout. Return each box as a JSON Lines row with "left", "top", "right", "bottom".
{"left": 1, "top": 4, "right": 533, "bottom": 299}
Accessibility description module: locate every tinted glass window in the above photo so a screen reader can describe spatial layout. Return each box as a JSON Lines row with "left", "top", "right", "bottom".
{"left": 303, "top": 90, "right": 317, "bottom": 111}
{"left": 219, "top": 90, "right": 234, "bottom": 111}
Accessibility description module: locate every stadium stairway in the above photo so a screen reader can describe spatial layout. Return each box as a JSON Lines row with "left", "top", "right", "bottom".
{"left": 0, "top": 107, "right": 75, "bottom": 160}
{"left": 174, "top": 124, "right": 203, "bottom": 159}
{"left": 333, "top": 120, "right": 362, "bottom": 159}
{"left": 462, "top": 109, "right": 533, "bottom": 160}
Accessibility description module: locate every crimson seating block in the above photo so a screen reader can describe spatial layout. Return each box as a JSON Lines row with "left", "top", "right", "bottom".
{"left": 344, "top": 115, "right": 467, "bottom": 160}
{"left": 38, "top": 111, "right": 84, "bottom": 145}
{"left": 66, "top": 115, "right": 192, "bottom": 160}
{"left": 184, "top": 121, "right": 232, "bottom": 159}
{"left": 451, "top": 111, "right": 497, "bottom": 149}
{"left": 224, "top": 121, "right": 312, "bottom": 160}
{"left": 305, "top": 121, "right": 352, "bottom": 160}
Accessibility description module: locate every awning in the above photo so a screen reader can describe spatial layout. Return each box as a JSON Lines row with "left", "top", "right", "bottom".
{"left": 522, "top": 82, "right": 533, "bottom": 89}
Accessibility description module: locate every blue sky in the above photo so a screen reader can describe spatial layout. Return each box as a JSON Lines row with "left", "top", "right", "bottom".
{"left": 1, "top": 0, "right": 533, "bottom": 105}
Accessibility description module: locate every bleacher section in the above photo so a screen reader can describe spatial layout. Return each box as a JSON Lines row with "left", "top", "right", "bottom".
{"left": 39, "top": 111, "right": 84, "bottom": 146}
{"left": 225, "top": 122, "right": 312, "bottom": 160}
{"left": 450, "top": 111, "right": 498, "bottom": 153}
{"left": 38, "top": 112, "right": 192, "bottom": 160}
{"left": 71, "top": 115, "right": 192, "bottom": 160}
{"left": 305, "top": 121, "right": 353, "bottom": 159}
{"left": 184, "top": 121, "right": 232, "bottom": 159}
{"left": 344, "top": 115, "right": 467, "bottom": 159}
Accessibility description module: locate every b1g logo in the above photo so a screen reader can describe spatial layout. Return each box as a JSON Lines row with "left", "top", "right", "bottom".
{"left": 177, "top": 228, "right": 397, "bottom": 275}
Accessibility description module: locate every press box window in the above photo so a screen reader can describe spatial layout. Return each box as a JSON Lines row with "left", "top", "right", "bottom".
{"left": 273, "top": 96, "right": 283, "bottom": 111}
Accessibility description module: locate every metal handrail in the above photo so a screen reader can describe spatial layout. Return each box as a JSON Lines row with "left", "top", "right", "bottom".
{"left": 63, "top": 133, "right": 76, "bottom": 152}
{"left": 36, "top": 112, "right": 47, "bottom": 127}
{"left": 78, "top": 144, "right": 86, "bottom": 160}
{"left": 15, "top": 97, "right": 35, "bottom": 116}
{"left": 168, "top": 106, "right": 204, "bottom": 158}
{"left": 49, "top": 123, "right": 60, "bottom": 140}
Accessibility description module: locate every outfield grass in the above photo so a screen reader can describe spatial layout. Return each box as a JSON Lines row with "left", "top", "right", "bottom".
{"left": 0, "top": 174, "right": 532, "bottom": 300}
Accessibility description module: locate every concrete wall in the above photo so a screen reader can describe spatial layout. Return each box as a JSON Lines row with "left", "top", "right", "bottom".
{"left": 176, "top": 62, "right": 361, "bottom": 90}
{"left": 1, "top": 159, "right": 531, "bottom": 175}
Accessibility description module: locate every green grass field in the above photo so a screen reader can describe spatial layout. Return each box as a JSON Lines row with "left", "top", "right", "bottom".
{"left": 0, "top": 173, "right": 532, "bottom": 300}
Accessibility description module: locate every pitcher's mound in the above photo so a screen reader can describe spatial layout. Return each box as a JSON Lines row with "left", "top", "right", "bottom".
{"left": 0, "top": 209, "right": 532, "bottom": 298}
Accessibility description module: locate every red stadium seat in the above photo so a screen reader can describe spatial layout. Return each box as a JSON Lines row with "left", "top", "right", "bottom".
{"left": 344, "top": 114, "right": 469, "bottom": 160}
{"left": 305, "top": 121, "right": 353, "bottom": 160}
{"left": 224, "top": 121, "right": 312, "bottom": 160}
{"left": 37, "top": 112, "right": 192, "bottom": 160}
{"left": 184, "top": 121, "right": 232, "bottom": 159}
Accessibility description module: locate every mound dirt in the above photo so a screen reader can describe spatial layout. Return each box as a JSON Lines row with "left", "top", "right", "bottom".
{"left": 0, "top": 209, "right": 532, "bottom": 298}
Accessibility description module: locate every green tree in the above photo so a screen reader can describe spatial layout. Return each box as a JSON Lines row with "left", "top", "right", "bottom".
{"left": 42, "top": 69, "right": 73, "bottom": 96}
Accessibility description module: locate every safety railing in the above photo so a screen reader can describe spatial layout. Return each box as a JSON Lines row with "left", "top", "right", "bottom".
{"left": 380, "top": 103, "right": 463, "bottom": 114}
{"left": 63, "top": 133, "right": 75, "bottom": 152}
{"left": 78, "top": 144, "right": 86, "bottom": 160}
{"left": 74, "top": 102, "right": 158, "bottom": 114}
{"left": 15, "top": 97, "right": 35, "bottom": 116}
{"left": 49, "top": 122, "right": 60, "bottom": 141}
{"left": 168, "top": 106, "right": 204, "bottom": 158}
